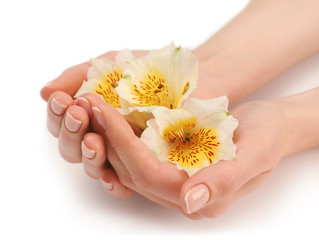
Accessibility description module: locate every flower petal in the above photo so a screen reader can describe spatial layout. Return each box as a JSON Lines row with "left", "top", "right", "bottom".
{"left": 75, "top": 57, "right": 123, "bottom": 108}
{"left": 140, "top": 119, "right": 171, "bottom": 162}
{"left": 168, "top": 127, "right": 221, "bottom": 177}
{"left": 151, "top": 107, "right": 197, "bottom": 137}
{"left": 183, "top": 97, "right": 230, "bottom": 129}
{"left": 148, "top": 43, "right": 198, "bottom": 107}
{"left": 74, "top": 78, "right": 101, "bottom": 98}
{"left": 116, "top": 58, "right": 174, "bottom": 108}
{"left": 115, "top": 49, "right": 134, "bottom": 70}
{"left": 87, "top": 58, "right": 114, "bottom": 80}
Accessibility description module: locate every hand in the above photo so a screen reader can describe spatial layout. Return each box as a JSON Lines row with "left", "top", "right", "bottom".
{"left": 83, "top": 94, "right": 287, "bottom": 219}
{"left": 40, "top": 51, "right": 146, "bottom": 183}
{"left": 40, "top": 48, "right": 241, "bottom": 187}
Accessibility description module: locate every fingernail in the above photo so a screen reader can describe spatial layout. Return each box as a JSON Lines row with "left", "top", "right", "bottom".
{"left": 65, "top": 112, "right": 82, "bottom": 132}
{"left": 184, "top": 184, "right": 210, "bottom": 214}
{"left": 75, "top": 97, "right": 92, "bottom": 119}
{"left": 51, "top": 98, "right": 67, "bottom": 115}
{"left": 43, "top": 80, "right": 54, "bottom": 88}
{"left": 100, "top": 178, "right": 113, "bottom": 190}
{"left": 92, "top": 107, "right": 107, "bottom": 130}
{"left": 81, "top": 140, "right": 96, "bottom": 159}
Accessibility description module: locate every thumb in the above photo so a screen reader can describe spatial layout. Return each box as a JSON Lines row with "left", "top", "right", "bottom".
{"left": 180, "top": 159, "right": 255, "bottom": 214}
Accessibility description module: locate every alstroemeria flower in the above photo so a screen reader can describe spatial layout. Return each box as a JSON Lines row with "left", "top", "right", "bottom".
{"left": 140, "top": 96, "right": 238, "bottom": 176}
{"left": 74, "top": 50, "right": 149, "bottom": 129}
{"left": 75, "top": 49, "right": 133, "bottom": 108}
{"left": 114, "top": 43, "right": 198, "bottom": 114}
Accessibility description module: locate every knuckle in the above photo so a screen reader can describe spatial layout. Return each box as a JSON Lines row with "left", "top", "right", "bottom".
{"left": 131, "top": 172, "right": 151, "bottom": 191}
{"left": 217, "top": 173, "right": 236, "bottom": 198}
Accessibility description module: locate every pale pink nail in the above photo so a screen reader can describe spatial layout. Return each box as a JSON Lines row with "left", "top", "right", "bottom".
{"left": 101, "top": 179, "right": 113, "bottom": 190}
{"left": 81, "top": 140, "right": 96, "bottom": 159}
{"left": 65, "top": 112, "right": 82, "bottom": 132}
{"left": 75, "top": 97, "right": 92, "bottom": 119}
{"left": 92, "top": 107, "right": 107, "bottom": 130}
{"left": 43, "top": 80, "right": 54, "bottom": 88}
{"left": 184, "top": 184, "right": 210, "bottom": 214}
{"left": 51, "top": 98, "right": 67, "bottom": 115}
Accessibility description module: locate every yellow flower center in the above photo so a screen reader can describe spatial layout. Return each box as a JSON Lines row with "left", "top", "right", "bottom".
{"left": 164, "top": 119, "right": 220, "bottom": 169}
{"left": 131, "top": 68, "right": 175, "bottom": 109}
{"left": 94, "top": 68, "right": 122, "bottom": 108}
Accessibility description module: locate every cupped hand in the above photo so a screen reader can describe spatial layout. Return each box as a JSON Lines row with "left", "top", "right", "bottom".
{"left": 40, "top": 49, "right": 231, "bottom": 184}
{"left": 41, "top": 51, "right": 147, "bottom": 198}
{"left": 83, "top": 94, "right": 287, "bottom": 219}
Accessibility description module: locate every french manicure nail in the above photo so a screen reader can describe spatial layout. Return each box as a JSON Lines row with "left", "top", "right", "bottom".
{"left": 101, "top": 179, "right": 113, "bottom": 190}
{"left": 43, "top": 80, "right": 54, "bottom": 88}
{"left": 51, "top": 98, "right": 67, "bottom": 115}
{"left": 65, "top": 112, "right": 82, "bottom": 132}
{"left": 184, "top": 184, "right": 210, "bottom": 214}
{"left": 81, "top": 140, "right": 96, "bottom": 159}
{"left": 92, "top": 107, "right": 107, "bottom": 130}
{"left": 75, "top": 97, "right": 92, "bottom": 118}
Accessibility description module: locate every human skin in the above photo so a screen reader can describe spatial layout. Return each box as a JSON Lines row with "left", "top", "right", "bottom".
{"left": 79, "top": 87, "right": 319, "bottom": 218}
{"left": 40, "top": 0, "right": 319, "bottom": 218}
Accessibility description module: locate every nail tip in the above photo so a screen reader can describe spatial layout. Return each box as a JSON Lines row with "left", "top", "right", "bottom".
{"left": 51, "top": 97, "right": 67, "bottom": 115}
{"left": 100, "top": 179, "right": 114, "bottom": 190}
{"left": 81, "top": 140, "right": 96, "bottom": 159}
{"left": 65, "top": 112, "right": 82, "bottom": 132}
{"left": 184, "top": 191, "right": 192, "bottom": 214}
{"left": 184, "top": 184, "right": 210, "bottom": 214}
{"left": 75, "top": 97, "right": 90, "bottom": 104}
{"left": 92, "top": 107, "right": 107, "bottom": 130}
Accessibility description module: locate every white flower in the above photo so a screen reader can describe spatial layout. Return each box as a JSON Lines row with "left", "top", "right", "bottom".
{"left": 75, "top": 49, "right": 133, "bottom": 108}
{"left": 140, "top": 96, "right": 238, "bottom": 177}
{"left": 114, "top": 43, "right": 198, "bottom": 113}
{"left": 74, "top": 50, "right": 149, "bottom": 129}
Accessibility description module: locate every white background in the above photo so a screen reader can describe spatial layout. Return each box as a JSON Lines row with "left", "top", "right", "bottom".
{"left": 1, "top": 0, "right": 318, "bottom": 239}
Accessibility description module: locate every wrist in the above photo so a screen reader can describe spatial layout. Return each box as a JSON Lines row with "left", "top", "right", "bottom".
{"left": 192, "top": 54, "right": 271, "bottom": 107}
{"left": 273, "top": 88, "right": 319, "bottom": 158}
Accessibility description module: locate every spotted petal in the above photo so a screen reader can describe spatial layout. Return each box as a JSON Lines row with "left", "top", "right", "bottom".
{"left": 148, "top": 43, "right": 198, "bottom": 106}
{"left": 115, "top": 43, "right": 198, "bottom": 112}
{"left": 75, "top": 50, "right": 134, "bottom": 108}
{"left": 140, "top": 97, "right": 238, "bottom": 177}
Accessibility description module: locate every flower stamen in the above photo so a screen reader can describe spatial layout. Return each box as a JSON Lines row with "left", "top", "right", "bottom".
{"left": 182, "top": 82, "right": 190, "bottom": 95}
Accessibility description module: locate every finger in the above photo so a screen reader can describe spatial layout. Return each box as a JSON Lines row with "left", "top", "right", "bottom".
{"left": 47, "top": 91, "right": 74, "bottom": 137}
{"left": 58, "top": 105, "right": 89, "bottom": 163}
{"left": 180, "top": 144, "right": 266, "bottom": 215}
{"left": 235, "top": 170, "right": 273, "bottom": 199}
{"left": 40, "top": 50, "right": 149, "bottom": 102}
{"left": 100, "top": 168, "right": 136, "bottom": 199}
{"left": 40, "top": 51, "right": 118, "bottom": 101}
{"left": 84, "top": 94, "right": 187, "bottom": 203}
{"left": 75, "top": 97, "right": 93, "bottom": 120}
{"left": 100, "top": 133, "right": 201, "bottom": 219}
{"left": 195, "top": 170, "right": 273, "bottom": 218}
{"left": 81, "top": 132, "right": 107, "bottom": 179}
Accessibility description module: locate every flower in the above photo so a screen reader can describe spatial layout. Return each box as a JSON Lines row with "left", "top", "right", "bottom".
{"left": 140, "top": 96, "right": 238, "bottom": 176}
{"left": 114, "top": 43, "right": 198, "bottom": 114}
{"left": 74, "top": 50, "right": 149, "bottom": 129}
{"left": 75, "top": 49, "right": 133, "bottom": 108}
